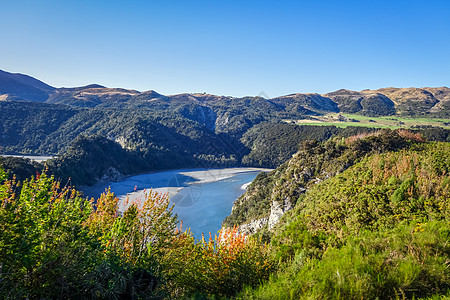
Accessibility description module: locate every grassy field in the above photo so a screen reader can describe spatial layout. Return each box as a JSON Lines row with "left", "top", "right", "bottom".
{"left": 288, "top": 113, "right": 450, "bottom": 129}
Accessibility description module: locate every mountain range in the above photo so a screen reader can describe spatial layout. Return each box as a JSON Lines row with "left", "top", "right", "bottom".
{"left": 1, "top": 69, "right": 449, "bottom": 117}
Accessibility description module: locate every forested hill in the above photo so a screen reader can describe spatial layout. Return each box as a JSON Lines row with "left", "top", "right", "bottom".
{"left": 1, "top": 69, "right": 450, "bottom": 186}
{"left": 224, "top": 129, "right": 427, "bottom": 229}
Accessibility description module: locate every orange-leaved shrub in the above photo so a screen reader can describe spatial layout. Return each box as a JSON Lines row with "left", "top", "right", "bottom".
{"left": 162, "top": 226, "right": 276, "bottom": 298}
{"left": 396, "top": 129, "right": 425, "bottom": 142}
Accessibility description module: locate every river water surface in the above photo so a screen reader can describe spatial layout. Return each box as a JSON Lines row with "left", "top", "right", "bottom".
{"left": 81, "top": 168, "right": 269, "bottom": 239}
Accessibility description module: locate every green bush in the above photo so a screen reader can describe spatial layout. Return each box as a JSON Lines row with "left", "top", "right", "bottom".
{"left": 0, "top": 167, "right": 174, "bottom": 298}
{"left": 241, "top": 221, "right": 450, "bottom": 300}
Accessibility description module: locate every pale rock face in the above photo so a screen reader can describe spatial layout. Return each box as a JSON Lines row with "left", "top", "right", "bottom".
{"left": 268, "top": 199, "right": 293, "bottom": 230}
{"left": 237, "top": 217, "right": 269, "bottom": 235}
{"left": 215, "top": 114, "right": 230, "bottom": 129}
{"left": 115, "top": 136, "right": 128, "bottom": 149}
{"left": 196, "top": 106, "right": 217, "bottom": 130}
{"left": 235, "top": 199, "right": 294, "bottom": 235}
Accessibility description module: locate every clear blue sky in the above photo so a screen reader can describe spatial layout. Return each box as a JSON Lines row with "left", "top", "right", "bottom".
{"left": 1, "top": 0, "right": 449, "bottom": 98}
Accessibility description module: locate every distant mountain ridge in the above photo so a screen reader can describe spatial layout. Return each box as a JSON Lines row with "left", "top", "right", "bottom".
{"left": 0, "top": 70, "right": 55, "bottom": 102}
{"left": 0, "top": 69, "right": 449, "bottom": 117}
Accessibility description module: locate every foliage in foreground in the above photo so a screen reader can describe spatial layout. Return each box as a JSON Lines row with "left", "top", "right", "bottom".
{"left": 0, "top": 167, "right": 273, "bottom": 299}
{"left": 244, "top": 220, "right": 450, "bottom": 300}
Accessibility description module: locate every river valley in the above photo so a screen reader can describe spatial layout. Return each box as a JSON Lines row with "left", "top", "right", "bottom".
{"left": 81, "top": 168, "right": 270, "bottom": 239}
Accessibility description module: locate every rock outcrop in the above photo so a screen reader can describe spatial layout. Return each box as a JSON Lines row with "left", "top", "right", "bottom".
{"left": 237, "top": 217, "right": 269, "bottom": 235}
{"left": 268, "top": 199, "right": 293, "bottom": 230}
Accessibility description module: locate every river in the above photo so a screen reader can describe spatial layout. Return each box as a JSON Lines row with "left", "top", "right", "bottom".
{"left": 81, "top": 168, "right": 269, "bottom": 239}
{"left": 0, "top": 154, "right": 56, "bottom": 162}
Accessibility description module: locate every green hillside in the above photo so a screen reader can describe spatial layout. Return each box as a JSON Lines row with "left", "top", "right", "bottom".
{"left": 225, "top": 129, "right": 434, "bottom": 228}
{"left": 238, "top": 136, "right": 450, "bottom": 299}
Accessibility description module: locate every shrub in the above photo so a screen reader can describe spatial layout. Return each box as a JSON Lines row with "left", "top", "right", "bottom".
{"left": 162, "top": 226, "right": 276, "bottom": 298}
{"left": 0, "top": 168, "right": 172, "bottom": 298}
{"left": 241, "top": 221, "right": 450, "bottom": 300}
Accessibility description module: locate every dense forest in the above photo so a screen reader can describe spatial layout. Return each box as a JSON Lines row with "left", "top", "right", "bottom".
{"left": 0, "top": 119, "right": 450, "bottom": 185}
